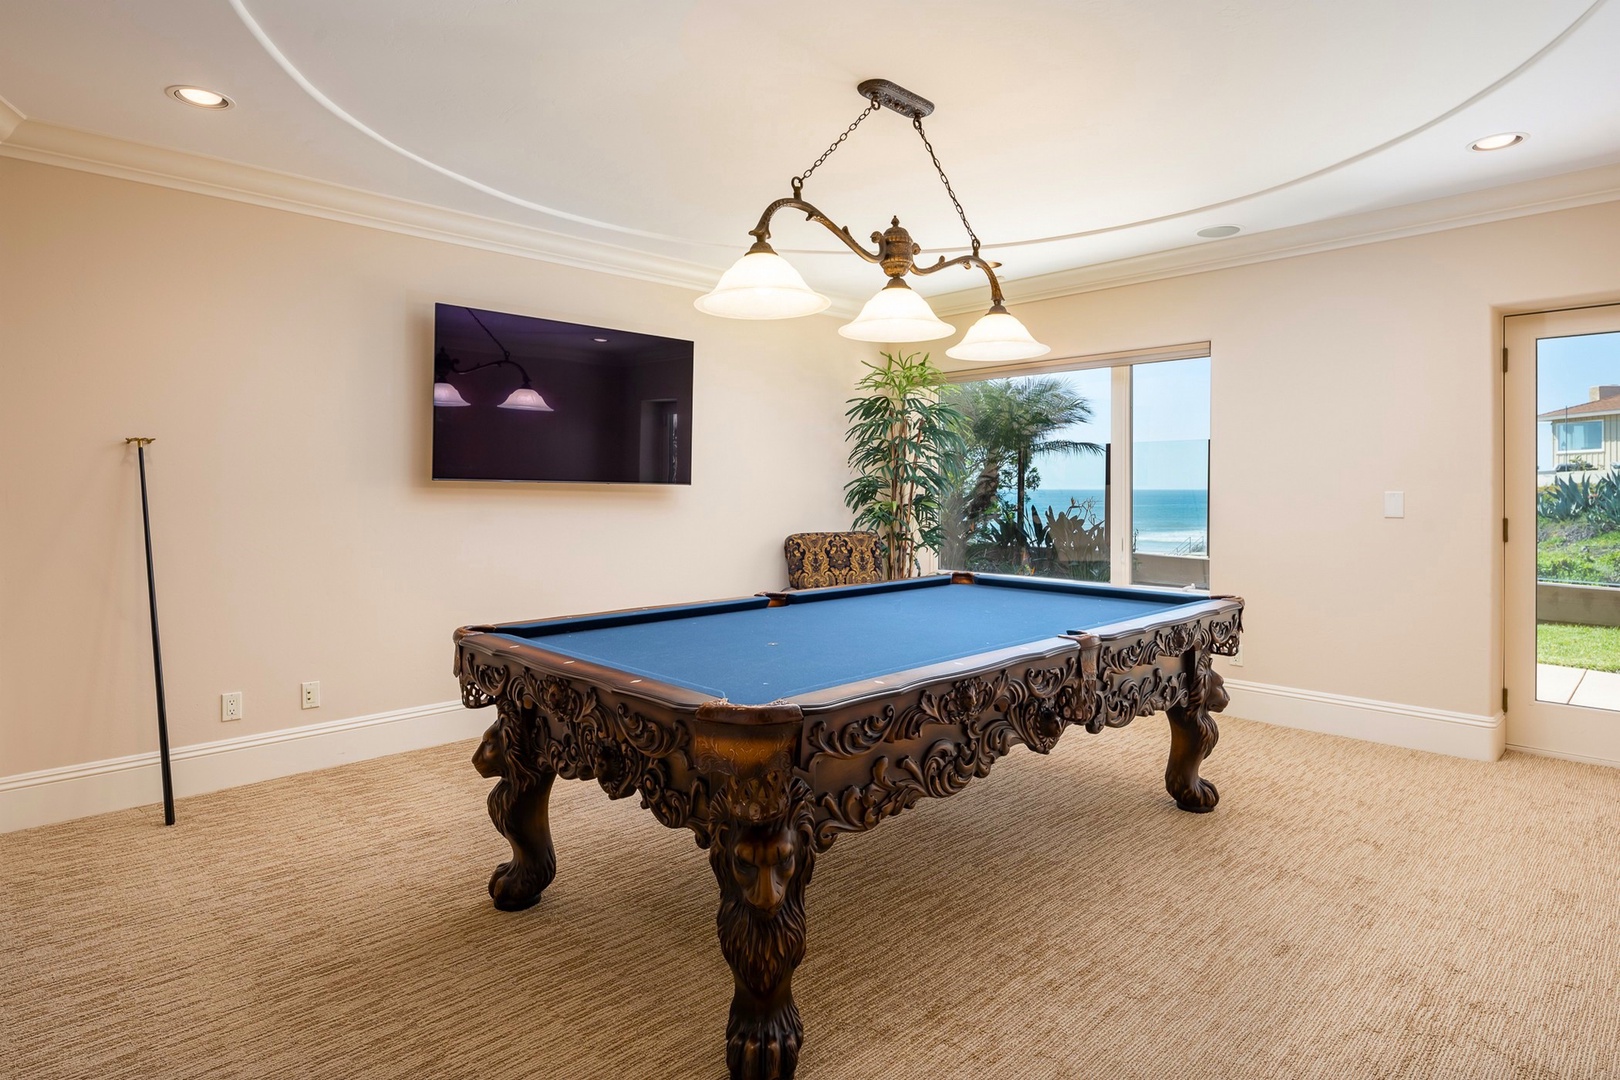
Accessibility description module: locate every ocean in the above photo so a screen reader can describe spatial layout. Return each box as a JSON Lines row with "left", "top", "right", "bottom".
{"left": 1022, "top": 488, "right": 1208, "bottom": 555}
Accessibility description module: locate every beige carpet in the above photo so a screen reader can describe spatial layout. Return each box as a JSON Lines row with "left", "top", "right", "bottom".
{"left": 4, "top": 716, "right": 1619, "bottom": 1080}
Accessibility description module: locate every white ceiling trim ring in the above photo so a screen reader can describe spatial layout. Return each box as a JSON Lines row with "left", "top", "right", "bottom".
{"left": 227, "top": 0, "right": 1610, "bottom": 258}
{"left": 227, "top": 0, "right": 725, "bottom": 248}
{"left": 964, "top": 0, "right": 1612, "bottom": 254}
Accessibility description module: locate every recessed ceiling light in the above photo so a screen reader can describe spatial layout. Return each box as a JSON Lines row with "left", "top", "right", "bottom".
{"left": 592, "top": 337, "right": 608, "bottom": 342}
{"left": 167, "top": 85, "right": 232, "bottom": 109}
{"left": 1470, "top": 132, "right": 1526, "bottom": 152}
{"left": 1196, "top": 225, "right": 1242, "bottom": 239}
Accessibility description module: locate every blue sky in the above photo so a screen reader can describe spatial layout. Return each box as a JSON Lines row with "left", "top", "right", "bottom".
{"left": 1026, "top": 357, "right": 1211, "bottom": 490}
{"left": 1537, "top": 331, "right": 1620, "bottom": 471}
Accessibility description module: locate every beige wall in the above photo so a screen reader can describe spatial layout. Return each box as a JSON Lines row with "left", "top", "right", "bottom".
{"left": 8, "top": 152, "right": 1620, "bottom": 783}
{"left": 944, "top": 199, "right": 1620, "bottom": 721}
{"left": 0, "top": 159, "right": 866, "bottom": 777}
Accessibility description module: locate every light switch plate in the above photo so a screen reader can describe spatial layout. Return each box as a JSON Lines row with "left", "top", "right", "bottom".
{"left": 1383, "top": 491, "right": 1405, "bottom": 518}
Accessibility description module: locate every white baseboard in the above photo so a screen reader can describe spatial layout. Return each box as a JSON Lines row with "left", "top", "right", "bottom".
{"left": 0, "top": 700, "right": 485, "bottom": 834}
{"left": 1224, "top": 678, "right": 1505, "bottom": 762}
{"left": 2, "top": 679, "right": 1509, "bottom": 833}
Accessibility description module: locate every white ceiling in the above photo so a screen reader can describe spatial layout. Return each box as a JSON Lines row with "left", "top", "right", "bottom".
{"left": 4, "top": 0, "right": 1620, "bottom": 308}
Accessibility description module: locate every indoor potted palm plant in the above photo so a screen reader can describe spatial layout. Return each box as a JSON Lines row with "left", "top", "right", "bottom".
{"left": 843, "top": 352, "right": 966, "bottom": 579}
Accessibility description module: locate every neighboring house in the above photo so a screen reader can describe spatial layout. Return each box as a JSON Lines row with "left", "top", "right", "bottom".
{"left": 1540, "top": 385, "right": 1620, "bottom": 473}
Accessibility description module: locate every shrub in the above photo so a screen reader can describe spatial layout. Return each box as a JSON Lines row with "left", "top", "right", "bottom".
{"left": 1539, "top": 466, "right": 1620, "bottom": 530}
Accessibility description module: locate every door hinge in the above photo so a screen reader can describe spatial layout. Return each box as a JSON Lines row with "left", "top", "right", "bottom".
{"left": 1502, "top": 346, "right": 1508, "bottom": 373}
{"left": 1503, "top": 517, "right": 1509, "bottom": 542}
{"left": 1502, "top": 687, "right": 1509, "bottom": 712}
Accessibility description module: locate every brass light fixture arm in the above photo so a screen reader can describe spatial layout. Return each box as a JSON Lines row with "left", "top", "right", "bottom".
{"left": 910, "top": 252, "right": 1007, "bottom": 309}
{"left": 747, "top": 187, "right": 883, "bottom": 266}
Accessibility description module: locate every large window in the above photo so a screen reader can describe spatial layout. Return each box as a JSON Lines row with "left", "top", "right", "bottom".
{"left": 940, "top": 347, "right": 1211, "bottom": 589}
{"left": 938, "top": 368, "right": 1111, "bottom": 581}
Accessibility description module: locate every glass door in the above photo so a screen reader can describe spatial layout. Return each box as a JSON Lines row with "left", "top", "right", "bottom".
{"left": 1504, "top": 306, "right": 1620, "bottom": 762}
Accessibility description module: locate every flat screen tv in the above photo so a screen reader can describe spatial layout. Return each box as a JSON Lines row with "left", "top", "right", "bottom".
{"left": 432, "top": 304, "right": 694, "bottom": 484}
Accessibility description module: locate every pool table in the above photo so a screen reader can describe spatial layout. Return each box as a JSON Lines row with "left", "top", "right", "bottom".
{"left": 454, "top": 572, "right": 1243, "bottom": 1079}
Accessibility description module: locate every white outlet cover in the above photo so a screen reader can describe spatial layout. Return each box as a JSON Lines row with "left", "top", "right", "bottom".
{"left": 301, "top": 681, "right": 320, "bottom": 709}
{"left": 221, "top": 691, "right": 244, "bottom": 722}
{"left": 1383, "top": 491, "right": 1405, "bottom": 518}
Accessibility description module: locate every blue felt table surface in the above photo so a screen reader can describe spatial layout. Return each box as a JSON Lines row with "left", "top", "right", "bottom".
{"left": 492, "top": 580, "right": 1203, "bottom": 705}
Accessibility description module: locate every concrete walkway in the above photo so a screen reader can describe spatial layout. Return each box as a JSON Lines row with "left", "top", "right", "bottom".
{"left": 1537, "top": 663, "right": 1620, "bottom": 709}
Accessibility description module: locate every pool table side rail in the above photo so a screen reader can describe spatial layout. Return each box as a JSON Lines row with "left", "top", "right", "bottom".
{"left": 454, "top": 623, "right": 723, "bottom": 715}
{"left": 454, "top": 623, "right": 1099, "bottom": 723}
{"left": 458, "top": 575, "right": 1236, "bottom": 717}
{"left": 454, "top": 586, "right": 1243, "bottom": 736}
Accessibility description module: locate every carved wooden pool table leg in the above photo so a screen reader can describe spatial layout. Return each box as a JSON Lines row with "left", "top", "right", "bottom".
{"left": 710, "top": 773, "right": 816, "bottom": 1080}
{"left": 1165, "top": 653, "right": 1226, "bottom": 813}
{"left": 472, "top": 714, "right": 557, "bottom": 911}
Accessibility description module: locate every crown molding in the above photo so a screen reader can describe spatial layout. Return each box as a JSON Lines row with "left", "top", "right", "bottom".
{"left": 0, "top": 95, "right": 23, "bottom": 144}
{"left": 0, "top": 119, "right": 739, "bottom": 295}
{"left": 932, "top": 162, "right": 1620, "bottom": 316}
{"left": 0, "top": 119, "right": 866, "bottom": 318}
{"left": 6, "top": 117, "right": 1618, "bottom": 323}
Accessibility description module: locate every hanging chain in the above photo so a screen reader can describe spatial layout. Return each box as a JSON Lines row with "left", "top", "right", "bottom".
{"left": 788, "top": 97, "right": 987, "bottom": 259}
{"left": 912, "top": 116, "right": 981, "bottom": 256}
{"left": 794, "top": 100, "right": 881, "bottom": 192}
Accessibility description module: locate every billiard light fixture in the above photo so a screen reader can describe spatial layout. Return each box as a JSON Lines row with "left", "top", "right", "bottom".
{"left": 433, "top": 307, "right": 553, "bottom": 412}
{"left": 695, "top": 79, "right": 1049, "bottom": 363}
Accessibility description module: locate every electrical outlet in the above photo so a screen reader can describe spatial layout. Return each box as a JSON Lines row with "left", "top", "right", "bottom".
{"left": 1229, "top": 643, "right": 1244, "bottom": 668}
{"left": 221, "top": 691, "right": 244, "bottom": 722}
{"left": 301, "top": 681, "right": 320, "bottom": 710}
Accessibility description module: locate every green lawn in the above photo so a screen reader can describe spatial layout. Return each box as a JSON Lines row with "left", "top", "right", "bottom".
{"left": 1537, "top": 622, "right": 1620, "bottom": 673}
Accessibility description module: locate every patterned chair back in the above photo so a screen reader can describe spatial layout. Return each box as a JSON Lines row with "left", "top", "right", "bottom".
{"left": 784, "top": 532, "right": 888, "bottom": 590}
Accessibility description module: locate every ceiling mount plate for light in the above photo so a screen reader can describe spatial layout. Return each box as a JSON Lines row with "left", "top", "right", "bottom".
{"left": 856, "top": 79, "right": 934, "bottom": 119}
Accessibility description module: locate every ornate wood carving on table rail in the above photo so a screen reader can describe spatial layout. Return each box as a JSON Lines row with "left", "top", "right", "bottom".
{"left": 455, "top": 594, "right": 1242, "bottom": 1079}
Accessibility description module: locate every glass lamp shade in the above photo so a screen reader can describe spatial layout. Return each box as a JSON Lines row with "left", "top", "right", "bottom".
{"left": 694, "top": 250, "right": 831, "bottom": 319}
{"left": 945, "top": 308, "right": 1051, "bottom": 362}
{"left": 433, "top": 381, "right": 471, "bottom": 407}
{"left": 497, "top": 387, "right": 553, "bottom": 412}
{"left": 837, "top": 279, "right": 955, "bottom": 343}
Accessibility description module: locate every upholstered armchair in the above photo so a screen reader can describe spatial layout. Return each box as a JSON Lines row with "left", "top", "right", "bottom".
{"left": 783, "top": 532, "right": 888, "bottom": 590}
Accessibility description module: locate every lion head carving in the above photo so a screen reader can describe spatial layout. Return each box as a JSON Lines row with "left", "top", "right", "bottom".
{"left": 472, "top": 719, "right": 506, "bottom": 779}
{"left": 710, "top": 773, "right": 815, "bottom": 999}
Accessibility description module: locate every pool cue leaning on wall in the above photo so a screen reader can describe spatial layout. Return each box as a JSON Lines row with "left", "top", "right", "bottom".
{"left": 127, "top": 437, "right": 176, "bottom": 826}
